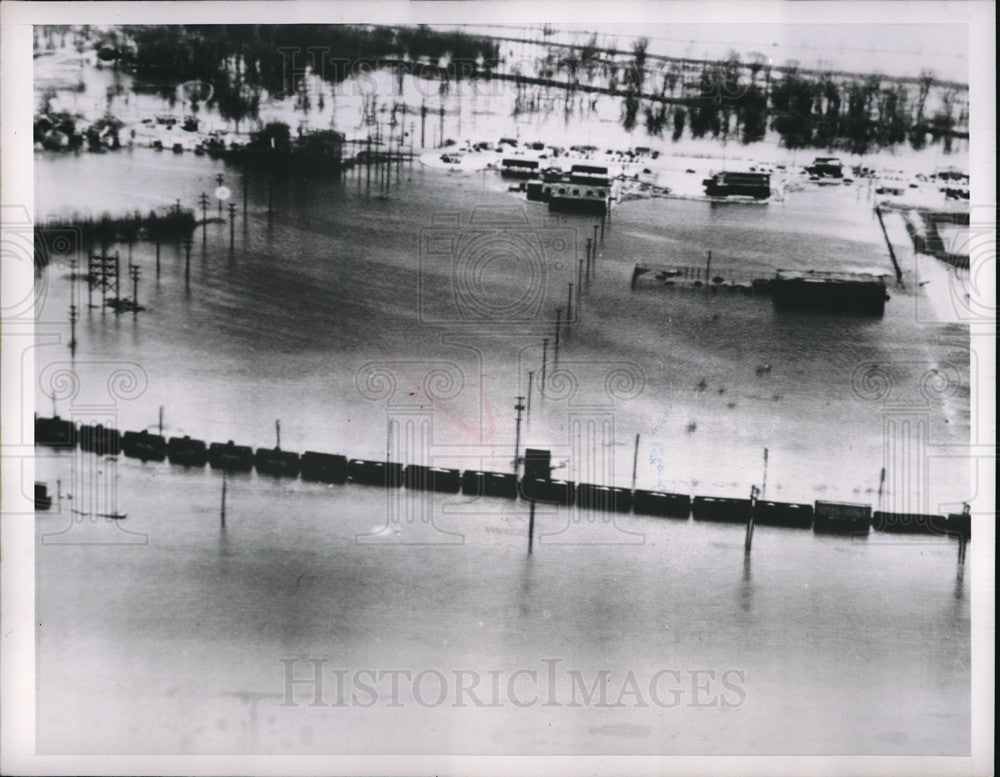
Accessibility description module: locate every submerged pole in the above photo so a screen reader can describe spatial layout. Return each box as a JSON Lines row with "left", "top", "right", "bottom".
{"left": 513, "top": 396, "right": 525, "bottom": 475}
{"left": 631, "top": 433, "right": 640, "bottom": 492}
{"left": 541, "top": 338, "right": 549, "bottom": 394}
{"left": 220, "top": 470, "right": 227, "bottom": 528}
{"left": 761, "top": 447, "right": 769, "bottom": 498}
{"left": 745, "top": 484, "right": 759, "bottom": 555}
{"left": 528, "top": 500, "right": 536, "bottom": 555}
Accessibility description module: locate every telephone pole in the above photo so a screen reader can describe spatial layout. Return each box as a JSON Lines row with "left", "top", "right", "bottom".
{"left": 215, "top": 173, "right": 225, "bottom": 217}
{"left": 513, "top": 396, "right": 525, "bottom": 475}
{"left": 129, "top": 263, "right": 141, "bottom": 316}
{"left": 198, "top": 192, "right": 210, "bottom": 244}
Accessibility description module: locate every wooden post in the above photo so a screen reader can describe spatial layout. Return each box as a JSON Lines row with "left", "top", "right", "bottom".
{"left": 567, "top": 283, "right": 574, "bottom": 328}
{"left": 705, "top": 250, "right": 712, "bottom": 284}
{"left": 585, "top": 238, "right": 592, "bottom": 287}
{"left": 761, "top": 447, "right": 768, "bottom": 498}
{"left": 745, "top": 484, "right": 759, "bottom": 555}
{"left": 228, "top": 202, "right": 236, "bottom": 250}
{"left": 275, "top": 419, "right": 281, "bottom": 450}
{"left": 593, "top": 223, "right": 599, "bottom": 250}
{"left": 527, "top": 371, "right": 534, "bottom": 417}
{"left": 158, "top": 406, "right": 164, "bottom": 436}
{"left": 578, "top": 256, "right": 584, "bottom": 304}
{"left": 541, "top": 338, "right": 549, "bottom": 394}
{"left": 513, "top": 397, "right": 525, "bottom": 475}
{"left": 68, "top": 303, "right": 77, "bottom": 352}
{"left": 631, "top": 433, "right": 640, "bottom": 492}
{"left": 129, "top": 264, "right": 140, "bottom": 316}
{"left": 199, "top": 192, "right": 209, "bottom": 245}
{"left": 528, "top": 500, "right": 536, "bottom": 555}
{"left": 220, "top": 470, "right": 227, "bottom": 528}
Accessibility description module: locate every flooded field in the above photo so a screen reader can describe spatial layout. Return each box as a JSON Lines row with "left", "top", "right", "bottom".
{"left": 32, "top": 144, "right": 971, "bottom": 756}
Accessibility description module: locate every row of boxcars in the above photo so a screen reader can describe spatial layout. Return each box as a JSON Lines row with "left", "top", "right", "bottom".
{"left": 34, "top": 416, "right": 971, "bottom": 539}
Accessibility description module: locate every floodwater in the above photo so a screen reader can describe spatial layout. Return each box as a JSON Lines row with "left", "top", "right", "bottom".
{"left": 33, "top": 146, "right": 971, "bottom": 755}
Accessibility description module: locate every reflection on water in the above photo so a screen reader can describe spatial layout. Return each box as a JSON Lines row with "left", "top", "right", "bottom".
{"left": 740, "top": 554, "right": 753, "bottom": 615}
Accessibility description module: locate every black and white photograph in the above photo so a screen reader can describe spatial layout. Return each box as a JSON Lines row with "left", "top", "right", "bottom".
{"left": 1, "top": 2, "right": 994, "bottom": 774}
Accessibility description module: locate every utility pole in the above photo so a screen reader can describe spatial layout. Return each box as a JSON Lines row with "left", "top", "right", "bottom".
{"left": 631, "top": 433, "right": 640, "bottom": 491}
{"left": 129, "top": 263, "right": 140, "bottom": 315}
{"left": 541, "top": 338, "right": 549, "bottom": 394}
{"left": 69, "top": 302, "right": 78, "bottom": 353}
{"left": 513, "top": 396, "right": 525, "bottom": 475}
{"left": 745, "top": 484, "right": 759, "bottom": 555}
{"left": 216, "top": 173, "right": 225, "bottom": 217}
{"left": 198, "top": 192, "right": 210, "bottom": 244}
{"left": 528, "top": 501, "right": 536, "bottom": 555}
{"left": 761, "top": 447, "right": 769, "bottom": 498}
{"left": 526, "top": 371, "right": 534, "bottom": 417}
{"left": 420, "top": 98, "right": 427, "bottom": 148}
{"left": 220, "top": 469, "right": 227, "bottom": 528}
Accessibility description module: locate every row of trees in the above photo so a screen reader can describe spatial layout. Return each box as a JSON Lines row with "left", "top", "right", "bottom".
{"left": 93, "top": 25, "right": 501, "bottom": 126}
{"left": 551, "top": 37, "right": 967, "bottom": 153}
